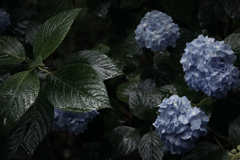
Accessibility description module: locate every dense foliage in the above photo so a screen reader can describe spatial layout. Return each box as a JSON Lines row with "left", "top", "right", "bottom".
{"left": 1, "top": 0, "right": 240, "bottom": 160}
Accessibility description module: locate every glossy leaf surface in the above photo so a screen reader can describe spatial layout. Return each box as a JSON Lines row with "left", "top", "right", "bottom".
{"left": 0, "top": 70, "right": 39, "bottom": 133}
{"left": 47, "top": 63, "right": 111, "bottom": 112}
{"left": 0, "top": 36, "right": 25, "bottom": 65}
{"left": 122, "top": 32, "right": 143, "bottom": 57}
{"left": 229, "top": 116, "right": 240, "bottom": 147}
{"left": 60, "top": 50, "right": 123, "bottom": 80}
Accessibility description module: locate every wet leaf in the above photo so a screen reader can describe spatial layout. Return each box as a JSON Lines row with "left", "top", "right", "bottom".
{"left": 47, "top": 63, "right": 111, "bottom": 112}
{"left": 29, "top": 56, "right": 44, "bottom": 68}
{"left": 116, "top": 80, "right": 141, "bottom": 103}
{"left": 60, "top": 50, "right": 123, "bottom": 80}
{"left": 91, "top": 44, "right": 111, "bottom": 56}
{"left": 33, "top": 8, "right": 82, "bottom": 60}
{"left": 0, "top": 36, "right": 26, "bottom": 65}
{"left": 229, "top": 116, "right": 240, "bottom": 147}
{"left": 25, "top": 21, "right": 42, "bottom": 46}
{"left": 0, "top": 64, "right": 20, "bottom": 77}
{"left": 21, "top": 90, "right": 54, "bottom": 155}
{"left": 122, "top": 32, "right": 143, "bottom": 57}
{"left": 129, "top": 88, "right": 157, "bottom": 121}
{"left": 100, "top": 126, "right": 140, "bottom": 159}
{"left": 0, "top": 69, "right": 39, "bottom": 134}
{"left": 138, "top": 131, "right": 164, "bottom": 160}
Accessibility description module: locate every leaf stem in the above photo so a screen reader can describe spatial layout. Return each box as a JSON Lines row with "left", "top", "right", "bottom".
{"left": 153, "top": 52, "right": 157, "bottom": 69}
{"left": 214, "top": 136, "right": 224, "bottom": 150}
{"left": 38, "top": 67, "right": 53, "bottom": 75}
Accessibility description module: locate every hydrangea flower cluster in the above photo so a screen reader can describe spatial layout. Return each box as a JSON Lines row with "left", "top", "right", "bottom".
{"left": 135, "top": 10, "right": 179, "bottom": 52}
{"left": 0, "top": 8, "right": 10, "bottom": 34}
{"left": 180, "top": 35, "right": 240, "bottom": 98}
{"left": 153, "top": 95, "right": 209, "bottom": 154}
{"left": 52, "top": 107, "right": 99, "bottom": 136}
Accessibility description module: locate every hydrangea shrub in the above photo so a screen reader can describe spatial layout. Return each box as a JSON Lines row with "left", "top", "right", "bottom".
{"left": 52, "top": 107, "right": 99, "bottom": 136}
{"left": 153, "top": 95, "right": 209, "bottom": 154}
{"left": 135, "top": 10, "right": 180, "bottom": 52}
{"left": 180, "top": 35, "right": 240, "bottom": 98}
{"left": 0, "top": 8, "right": 10, "bottom": 33}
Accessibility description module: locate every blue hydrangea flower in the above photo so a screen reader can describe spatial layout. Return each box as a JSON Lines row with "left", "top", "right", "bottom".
{"left": 52, "top": 107, "right": 99, "bottom": 136}
{"left": 153, "top": 95, "right": 209, "bottom": 154}
{"left": 135, "top": 10, "right": 180, "bottom": 52}
{"left": 0, "top": 8, "right": 10, "bottom": 34}
{"left": 180, "top": 35, "right": 240, "bottom": 98}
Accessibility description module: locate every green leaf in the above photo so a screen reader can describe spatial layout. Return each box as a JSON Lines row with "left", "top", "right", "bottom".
{"left": 229, "top": 116, "right": 240, "bottom": 147}
{"left": 87, "top": 0, "right": 112, "bottom": 18}
{"left": 167, "top": 28, "right": 196, "bottom": 55}
{"left": 200, "top": 150, "right": 231, "bottom": 160}
{"left": 29, "top": 56, "right": 45, "bottom": 68}
{"left": 138, "top": 131, "right": 164, "bottom": 160}
{"left": 0, "top": 69, "right": 40, "bottom": 133}
{"left": 115, "top": 57, "right": 142, "bottom": 80}
{"left": 0, "top": 64, "right": 20, "bottom": 77}
{"left": 33, "top": 8, "right": 82, "bottom": 60}
{"left": 122, "top": 32, "right": 143, "bottom": 57}
{"left": 0, "top": 36, "right": 26, "bottom": 65}
{"left": 47, "top": 63, "right": 111, "bottom": 112}
{"left": 116, "top": 80, "right": 140, "bottom": 103}
{"left": 25, "top": 0, "right": 73, "bottom": 46}
{"left": 208, "top": 99, "right": 240, "bottom": 135}
{"left": 182, "top": 142, "right": 220, "bottom": 160}
{"left": 79, "top": 142, "right": 101, "bottom": 160}
{"left": 223, "top": 0, "right": 240, "bottom": 20}
{"left": 198, "top": 0, "right": 224, "bottom": 26}
{"left": 140, "top": 64, "right": 176, "bottom": 93}
{"left": 129, "top": 88, "right": 157, "bottom": 121}
{"left": 160, "top": 0, "right": 194, "bottom": 24}
{"left": 224, "top": 33, "right": 240, "bottom": 52}
{"left": 60, "top": 50, "right": 123, "bottom": 80}
{"left": 0, "top": 111, "right": 29, "bottom": 160}
{"left": 120, "top": 0, "right": 145, "bottom": 9}
{"left": 100, "top": 126, "right": 140, "bottom": 159}
{"left": 21, "top": 90, "right": 54, "bottom": 155}
{"left": 91, "top": 44, "right": 111, "bottom": 56}
{"left": 8, "top": 9, "right": 32, "bottom": 35}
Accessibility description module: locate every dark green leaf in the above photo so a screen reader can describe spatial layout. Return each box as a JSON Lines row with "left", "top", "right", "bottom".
{"left": 120, "top": 0, "right": 145, "bottom": 9}
{"left": 91, "top": 44, "right": 111, "bottom": 56}
{"left": 47, "top": 63, "right": 111, "bottom": 112}
{"left": 138, "top": 131, "right": 164, "bottom": 160}
{"left": 129, "top": 88, "right": 157, "bottom": 121}
{"left": 21, "top": 90, "right": 54, "bottom": 155}
{"left": 100, "top": 126, "right": 140, "bottom": 159}
{"left": 25, "top": 0, "right": 73, "bottom": 46}
{"left": 200, "top": 150, "right": 231, "bottom": 160}
{"left": 198, "top": 0, "right": 224, "bottom": 26}
{"left": 0, "top": 69, "right": 39, "bottom": 133}
{"left": 160, "top": 0, "right": 194, "bottom": 24}
{"left": 208, "top": 99, "right": 240, "bottom": 135}
{"left": 122, "top": 32, "right": 143, "bottom": 57}
{"left": 182, "top": 142, "right": 220, "bottom": 160}
{"left": 60, "top": 50, "right": 123, "bottom": 80}
{"left": 116, "top": 80, "right": 140, "bottom": 103}
{"left": 229, "top": 116, "right": 240, "bottom": 147}
{"left": 167, "top": 28, "right": 196, "bottom": 55}
{"left": 87, "top": 0, "right": 113, "bottom": 18}
{"left": 33, "top": 8, "right": 82, "bottom": 60}
{"left": 115, "top": 57, "right": 142, "bottom": 80}
{"left": 79, "top": 142, "right": 101, "bottom": 160}
{"left": 0, "top": 111, "right": 29, "bottom": 160}
{"left": 29, "top": 56, "right": 45, "bottom": 68}
{"left": 140, "top": 64, "right": 176, "bottom": 93}
{"left": 197, "top": 97, "right": 214, "bottom": 116}
{"left": 8, "top": 9, "right": 32, "bottom": 35}
{"left": 223, "top": 0, "right": 240, "bottom": 20}
{"left": 0, "top": 36, "right": 26, "bottom": 65}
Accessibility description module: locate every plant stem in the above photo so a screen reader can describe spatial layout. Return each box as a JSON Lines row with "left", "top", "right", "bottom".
{"left": 214, "top": 136, "right": 224, "bottom": 150}
{"left": 38, "top": 67, "right": 53, "bottom": 75}
{"left": 153, "top": 52, "right": 157, "bottom": 69}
